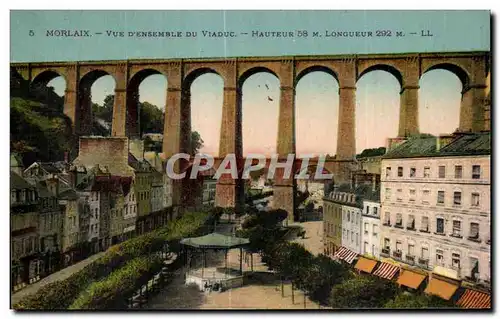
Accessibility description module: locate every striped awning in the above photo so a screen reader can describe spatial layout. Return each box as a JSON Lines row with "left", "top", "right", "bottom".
{"left": 457, "top": 289, "right": 491, "bottom": 309}
{"left": 373, "top": 262, "right": 400, "bottom": 280}
{"left": 333, "top": 246, "right": 358, "bottom": 264}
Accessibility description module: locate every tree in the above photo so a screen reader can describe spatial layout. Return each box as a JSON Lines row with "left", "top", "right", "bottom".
{"left": 190, "top": 131, "right": 204, "bottom": 155}
{"left": 306, "top": 254, "right": 352, "bottom": 305}
{"left": 93, "top": 94, "right": 114, "bottom": 123}
{"left": 385, "top": 292, "right": 456, "bottom": 309}
{"left": 329, "top": 276, "right": 400, "bottom": 309}
{"left": 139, "top": 101, "right": 164, "bottom": 134}
{"left": 357, "top": 147, "right": 386, "bottom": 158}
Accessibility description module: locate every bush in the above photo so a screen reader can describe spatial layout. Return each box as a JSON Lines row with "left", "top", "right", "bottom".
{"left": 385, "top": 292, "right": 456, "bottom": 309}
{"left": 329, "top": 276, "right": 400, "bottom": 309}
{"left": 14, "top": 211, "right": 209, "bottom": 310}
{"left": 69, "top": 255, "right": 163, "bottom": 309}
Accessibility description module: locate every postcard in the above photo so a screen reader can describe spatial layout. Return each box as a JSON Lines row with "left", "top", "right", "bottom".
{"left": 10, "top": 10, "right": 491, "bottom": 310}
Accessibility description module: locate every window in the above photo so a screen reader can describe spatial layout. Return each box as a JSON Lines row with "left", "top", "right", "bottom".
{"left": 436, "top": 218, "right": 444, "bottom": 234}
{"left": 384, "top": 212, "right": 391, "bottom": 225}
{"left": 469, "top": 258, "right": 479, "bottom": 279}
{"left": 469, "top": 222, "right": 479, "bottom": 239}
{"left": 350, "top": 231, "right": 354, "bottom": 243}
{"left": 372, "top": 244, "right": 376, "bottom": 255}
{"left": 452, "top": 220, "right": 461, "bottom": 237}
{"left": 437, "top": 191, "right": 445, "bottom": 204}
{"left": 347, "top": 212, "right": 350, "bottom": 222}
{"left": 438, "top": 166, "right": 446, "bottom": 178}
{"left": 454, "top": 191, "right": 462, "bottom": 205}
{"left": 364, "top": 241, "right": 369, "bottom": 254}
{"left": 397, "top": 189, "right": 402, "bottom": 201}
{"left": 407, "top": 215, "right": 415, "bottom": 229}
{"left": 409, "top": 189, "right": 416, "bottom": 202}
{"left": 384, "top": 238, "right": 390, "bottom": 249}
{"left": 385, "top": 167, "right": 391, "bottom": 178}
{"left": 472, "top": 165, "right": 481, "bottom": 179}
{"left": 422, "top": 190, "right": 430, "bottom": 204}
{"left": 452, "top": 253, "right": 461, "bottom": 269}
{"left": 372, "top": 224, "right": 378, "bottom": 237}
{"left": 436, "top": 249, "right": 444, "bottom": 265}
{"left": 398, "top": 167, "right": 403, "bottom": 177}
{"left": 455, "top": 165, "right": 463, "bottom": 179}
{"left": 385, "top": 188, "right": 391, "bottom": 200}
{"left": 424, "top": 167, "right": 430, "bottom": 178}
{"left": 421, "top": 247, "right": 429, "bottom": 259}
{"left": 395, "top": 213, "right": 403, "bottom": 226}
{"left": 408, "top": 243, "right": 415, "bottom": 256}
{"left": 396, "top": 241, "right": 402, "bottom": 252}
{"left": 410, "top": 167, "right": 416, "bottom": 177}
{"left": 366, "top": 206, "right": 370, "bottom": 215}
{"left": 471, "top": 193, "right": 480, "bottom": 207}
{"left": 373, "top": 207, "right": 378, "bottom": 215}
{"left": 364, "top": 222, "right": 369, "bottom": 234}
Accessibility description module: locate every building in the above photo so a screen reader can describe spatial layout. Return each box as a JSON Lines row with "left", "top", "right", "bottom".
{"left": 361, "top": 192, "right": 381, "bottom": 259}
{"left": 122, "top": 178, "right": 137, "bottom": 240}
{"left": 322, "top": 191, "right": 343, "bottom": 256}
{"left": 10, "top": 171, "right": 42, "bottom": 290}
{"left": 34, "top": 177, "right": 63, "bottom": 274}
{"left": 380, "top": 133, "right": 491, "bottom": 287}
{"left": 341, "top": 194, "right": 362, "bottom": 254}
{"left": 59, "top": 183, "right": 87, "bottom": 266}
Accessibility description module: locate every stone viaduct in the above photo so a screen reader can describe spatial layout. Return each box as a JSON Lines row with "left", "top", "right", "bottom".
{"left": 10, "top": 51, "right": 490, "bottom": 220}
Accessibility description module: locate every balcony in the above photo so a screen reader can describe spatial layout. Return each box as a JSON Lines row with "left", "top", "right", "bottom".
{"left": 450, "top": 233, "right": 463, "bottom": 239}
{"left": 419, "top": 228, "right": 430, "bottom": 233}
{"left": 418, "top": 257, "right": 429, "bottom": 268}
{"left": 467, "top": 236, "right": 481, "bottom": 243}
{"left": 405, "top": 255, "right": 415, "bottom": 265}
{"left": 434, "top": 231, "right": 446, "bottom": 236}
{"left": 381, "top": 248, "right": 390, "bottom": 257}
{"left": 394, "top": 224, "right": 404, "bottom": 229}
{"left": 406, "top": 227, "right": 416, "bottom": 231}
{"left": 392, "top": 251, "right": 402, "bottom": 259}
{"left": 382, "top": 222, "right": 391, "bottom": 227}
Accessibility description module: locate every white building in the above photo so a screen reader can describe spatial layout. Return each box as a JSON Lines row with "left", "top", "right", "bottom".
{"left": 361, "top": 198, "right": 381, "bottom": 259}
{"left": 341, "top": 194, "right": 362, "bottom": 254}
{"left": 123, "top": 182, "right": 137, "bottom": 238}
{"left": 380, "top": 133, "right": 491, "bottom": 286}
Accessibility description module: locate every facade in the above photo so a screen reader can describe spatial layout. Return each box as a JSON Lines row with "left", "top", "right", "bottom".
{"left": 11, "top": 171, "right": 42, "bottom": 290}
{"left": 341, "top": 199, "right": 362, "bottom": 254}
{"left": 322, "top": 192, "right": 343, "bottom": 256}
{"left": 380, "top": 133, "right": 491, "bottom": 287}
{"left": 123, "top": 180, "right": 137, "bottom": 240}
{"left": 361, "top": 198, "right": 381, "bottom": 259}
{"left": 60, "top": 186, "right": 85, "bottom": 266}
{"left": 35, "top": 178, "right": 63, "bottom": 274}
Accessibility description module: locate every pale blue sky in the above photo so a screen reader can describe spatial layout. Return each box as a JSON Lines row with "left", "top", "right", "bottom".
{"left": 47, "top": 69, "right": 461, "bottom": 156}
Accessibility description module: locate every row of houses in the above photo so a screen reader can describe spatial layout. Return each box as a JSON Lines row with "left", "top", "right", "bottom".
{"left": 323, "top": 132, "right": 491, "bottom": 301}
{"left": 10, "top": 137, "right": 179, "bottom": 292}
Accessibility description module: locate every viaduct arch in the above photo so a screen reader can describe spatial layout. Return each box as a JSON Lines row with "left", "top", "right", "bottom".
{"left": 11, "top": 52, "right": 490, "bottom": 220}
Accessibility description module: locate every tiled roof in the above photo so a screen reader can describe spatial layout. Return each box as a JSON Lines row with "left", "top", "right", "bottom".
{"left": 10, "top": 171, "right": 34, "bottom": 190}
{"left": 35, "top": 181, "right": 52, "bottom": 198}
{"left": 383, "top": 133, "right": 491, "bottom": 159}
{"left": 59, "top": 188, "right": 78, "bottom": 200}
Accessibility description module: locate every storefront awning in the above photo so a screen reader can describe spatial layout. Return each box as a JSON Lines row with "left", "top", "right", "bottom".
{"left": 333, "top": 246, "right": 358, "bottom": 264}
{"left": 372, "top": 262, "right": 399, "bottom": 280}
{"left": 396, "top": 269, "right": 426, "bottom": 289}
{"left": 354, "top": 257, "right": 378, "bottom": 274}
{"left": 457, "top": 289, "right": 491, "bottom": 309}
{"left": 424, "top": 277, "right": 459, "bottom": 300}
